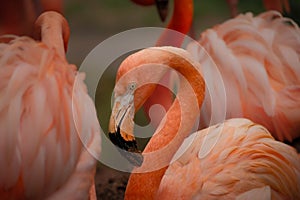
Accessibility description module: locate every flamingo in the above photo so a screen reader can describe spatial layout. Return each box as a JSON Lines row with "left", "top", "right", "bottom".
{"left": 133, "top": 0, "right": 300, "bottom": 143}
{"left": 0, "top": 0, "right": 63, "bottom": 36}
{"left": 108, "top": 46, "right": 300, "bottom": 199}
{"left": 0, "top": 11, "right": 100, "bottom": 199}
{"left": 189, "top": 10, "right": 300, "bottom": 142}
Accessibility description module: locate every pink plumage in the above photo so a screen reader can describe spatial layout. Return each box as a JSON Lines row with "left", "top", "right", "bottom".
{"left": 0, "top": 12, "right": 100, "bottom": 199}
{"left": 157, "top": 118, "right": 300, "bottom": 199}
{"left": 188, "top": 11, "right": 300, "bottom": 142}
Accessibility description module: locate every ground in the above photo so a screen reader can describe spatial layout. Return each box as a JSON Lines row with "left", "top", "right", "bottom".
{"left": 95, "top": 164, "right": 130, "bottom": 199}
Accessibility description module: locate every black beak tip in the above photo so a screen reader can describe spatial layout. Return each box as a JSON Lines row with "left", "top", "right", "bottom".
{"left": 109, "top": 129, "right": 143, "bottom": 167}
{"left": 155, "top": 0, "right": 169, "bottom": 22}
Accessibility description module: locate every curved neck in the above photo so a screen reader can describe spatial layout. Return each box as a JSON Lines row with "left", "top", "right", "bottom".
{"left": 34, "top": 11, "right": 69, "bottom": 58}
{"left": 122, "top": 47, "right": 205, "bottom": 199}
{"left": 157, "top": 0, "right": 193, "bottom": 47}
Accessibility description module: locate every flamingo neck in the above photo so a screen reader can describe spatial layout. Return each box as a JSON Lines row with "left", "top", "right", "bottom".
{"left": 157, "top": 0, "right": 194, "bottom": 47}
{"left": 124, "top": 47, "right": 205, "bottom": 199}
{"left": 143, "top": 0, "right": 194, "bottom": 129}
{"left": 130, "top": 0, "right": 193, "bottom": 47}
{"left": 34, "top": 11, "right": 69, "bottom": 58}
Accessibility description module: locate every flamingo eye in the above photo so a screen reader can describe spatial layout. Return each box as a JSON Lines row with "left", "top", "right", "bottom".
{"left": 128, "top": 82, "right": 137, "bottom": 91}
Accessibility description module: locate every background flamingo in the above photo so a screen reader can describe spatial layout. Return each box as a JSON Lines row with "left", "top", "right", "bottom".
{"left": 108, "top": 46, "right": 300, "bottom": 199}
{"left": 190, "top": 10, "right": 300, "bottom": 142}
{"left": 0, "top": 11, "right": 100, "bottom": 199}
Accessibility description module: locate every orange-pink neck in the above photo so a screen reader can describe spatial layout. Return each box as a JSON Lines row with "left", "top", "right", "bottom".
{"left": 157, "top": 0, "right": 194, "bottom": 47}
{"left": 131, "top": 0, "right": 194, "bottom": 47}
{"left": 123, "top": 48, "right": 205, "bottom": 199}
{"left": 34, "top": 11, "right": 70, "bottom": 58}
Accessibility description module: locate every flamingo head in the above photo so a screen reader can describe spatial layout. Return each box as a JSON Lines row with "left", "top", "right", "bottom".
{"left": 108, "top": 47, "right": 179, "bottom": 166}
{"left": 108, "top": 46, "right": 202, "bottom": 167}
{"left": 108, "top": 82, "right": 139, "bottom": 153}
{"left": 108, "top": 79, "right": 144, "bottom": 165}
{"left": 108, "top": 64, "right": 161, "bottom": 166}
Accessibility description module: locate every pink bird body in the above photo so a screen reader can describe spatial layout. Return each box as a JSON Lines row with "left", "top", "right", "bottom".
{"left": 157, "top": 118, "right": 300, "bottom": 199}
{"left": 0, "top": 12, "right": 100, "bottom": 199}
{"left": 108, "top": 46, "right": 300, "bottom": 199}
{"left": 187, "top": 11, "right": 300, "bottom": 142}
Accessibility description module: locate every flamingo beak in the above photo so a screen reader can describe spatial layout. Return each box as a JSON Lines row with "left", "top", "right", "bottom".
{"left": 108, "top": 91, "right": 143, "bottom": 166}
{"left": 155, "top": 0, "right": 169, "bottom": 22}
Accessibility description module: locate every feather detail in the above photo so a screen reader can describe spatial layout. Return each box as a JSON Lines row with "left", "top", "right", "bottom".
{"left": 157, "top": 118, "right": 300, "bottom": 199}
{"left": 195, "top": 11, "right": 300, "bottom": 141}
